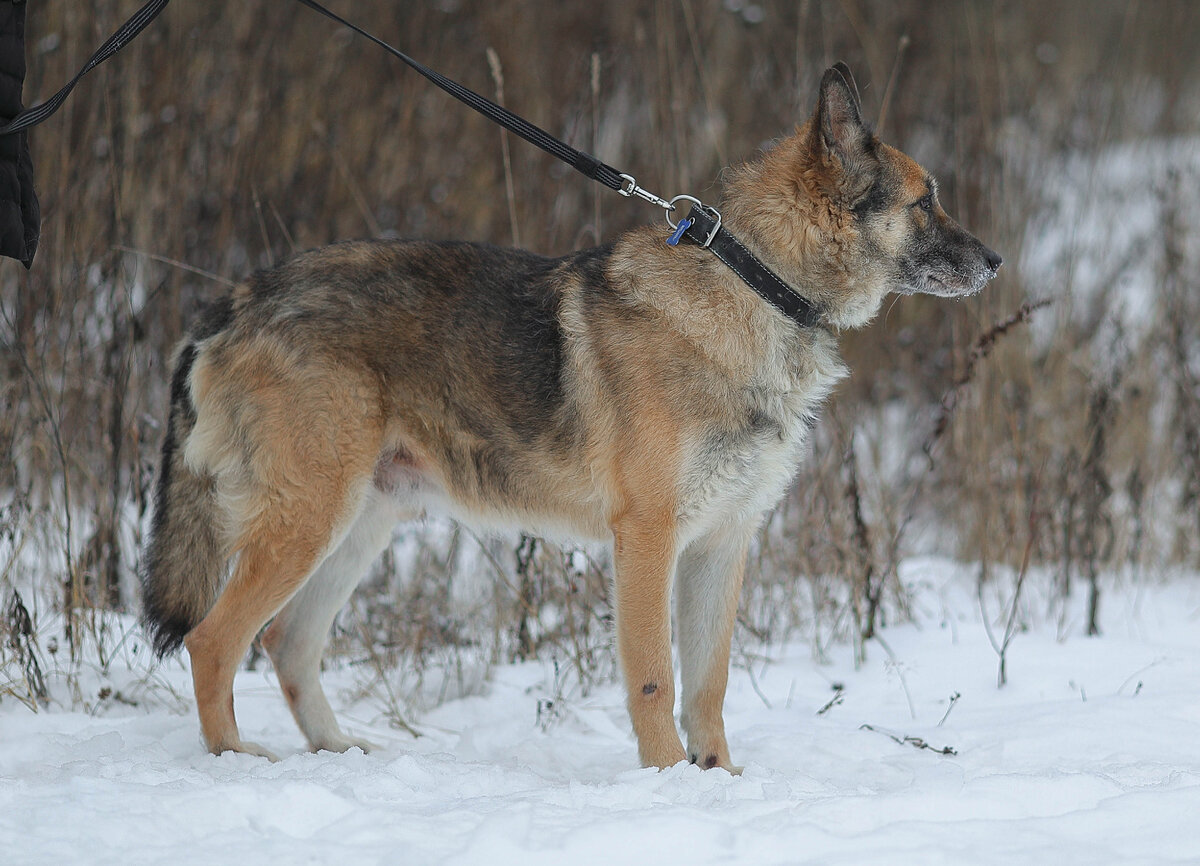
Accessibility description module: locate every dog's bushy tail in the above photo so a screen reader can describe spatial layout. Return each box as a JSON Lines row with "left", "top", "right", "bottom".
{"left": 140, "top": 339, "right": 226, "bottom": 657}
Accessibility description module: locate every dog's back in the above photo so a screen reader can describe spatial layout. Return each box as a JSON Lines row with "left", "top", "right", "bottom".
{"left": 142, "top": 239, "right": 615, "bottom": 656}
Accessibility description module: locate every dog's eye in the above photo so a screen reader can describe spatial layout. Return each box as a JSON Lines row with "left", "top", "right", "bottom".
{"left": 915, "top": 194, "right": 934, "bottom": 212}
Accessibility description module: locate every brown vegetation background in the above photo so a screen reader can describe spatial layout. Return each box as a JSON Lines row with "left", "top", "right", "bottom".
{"left": 3, "top": 1, "right": 1199, "bottom": 708}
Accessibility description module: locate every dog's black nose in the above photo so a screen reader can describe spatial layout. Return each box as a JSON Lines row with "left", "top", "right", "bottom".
{"left": 984, "top": 247, "right": 1003, "bottom": 271}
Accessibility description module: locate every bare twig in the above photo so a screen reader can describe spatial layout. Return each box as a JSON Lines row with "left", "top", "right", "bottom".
{"left": 992, "top": 469, "right": 1043, "bottom": 687}
{"left": 876, "top": 34, "right": 910, "bottom": 134}
{"left": 872, "top": 631, "right": 916, "bottom": 721}
{"left": 743, "top": 656, "right": 773, "bottom": 710}
{"left": 590, "top": 52, "right": 602, "bottom": 245}
{"left": 937, "top": 692, "right": 961, "bottom": 727}
{"left": 816, "top": 685, "right": 845, "bottom": 716}
{"left": 487, "top": 47, "right": 520, "bottom": 248}
{"left": 860, "top": 724, "right": 957, "bottom": 756}
{"left": 112, "top": 246, "right": 235, "bottom": 287}
{"left": 844, "top": 437, "right": 881, "bottom": 642}
{"left": 349, "top": 599, "right": 420, "bottom": 739}
{"left": 924, "top": 298, "right": 1052, "bottom": 464}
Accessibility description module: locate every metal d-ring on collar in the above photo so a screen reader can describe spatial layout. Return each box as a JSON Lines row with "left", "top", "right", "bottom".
{"left": 666, "top": 195, "right": 722, "bottom": 248}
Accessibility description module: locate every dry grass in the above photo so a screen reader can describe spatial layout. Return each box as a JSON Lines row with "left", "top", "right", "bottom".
{"left": 2, "top": 1, "right": 1199, "bottom": 713}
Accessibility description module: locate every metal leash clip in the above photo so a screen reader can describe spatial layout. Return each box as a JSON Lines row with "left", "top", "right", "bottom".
{"left": 617, "top": 174, "right": 675, "bottom": 212}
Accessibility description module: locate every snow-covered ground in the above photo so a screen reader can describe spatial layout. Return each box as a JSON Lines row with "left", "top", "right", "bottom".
{"left": 4, "top": 557, "right": 1200, "bottom": 865}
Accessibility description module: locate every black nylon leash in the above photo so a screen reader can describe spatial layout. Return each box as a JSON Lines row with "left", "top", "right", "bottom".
{"left": 2, "top": 0, "right": 823, "bottom": 329}
{"left": 0, "top": 0, "right": 171, "bottom": 137}
{"left": 291, "top": 0, "right": 639, "bottom": 196}
{"left": 300, "top": 0, "right": 823, "bottom": 328}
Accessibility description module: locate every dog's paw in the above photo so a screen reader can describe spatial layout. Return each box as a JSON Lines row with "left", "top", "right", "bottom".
{"left": 311, "top": 734, "right": 379, "bottom": 755}
{"left": 687, "top": 748, "right": 739, "bottom": 774}
{"left": 219, "top": 740, "right": 280, "bottom": 762}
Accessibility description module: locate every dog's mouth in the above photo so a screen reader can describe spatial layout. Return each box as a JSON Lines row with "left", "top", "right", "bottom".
{"left": 924, "top": 273, "right": 952, "bottom": 293}
{"left": 908, "top": 266, "right": 995, "bottom": 298}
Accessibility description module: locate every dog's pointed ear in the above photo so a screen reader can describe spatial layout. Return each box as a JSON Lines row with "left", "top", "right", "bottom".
{"left": 813, "top": 64, "right": 869, "bottom": 161}
{"left": 830, "top": 61, "right": 862, "bottom": 112}
{"left": 807, "top": 63, "right": 875, "bottom": 196}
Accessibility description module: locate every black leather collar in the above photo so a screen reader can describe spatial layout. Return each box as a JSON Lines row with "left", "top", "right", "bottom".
{"left": 681, "top": 205, "right": 822, "bottom": 329}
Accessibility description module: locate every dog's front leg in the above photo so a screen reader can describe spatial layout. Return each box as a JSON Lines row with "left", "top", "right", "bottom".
{"left": 675, "top": 523, "right": 752, "bottom": 773}
{"left": 612, "top": 510, "right": 687, "bottom": 769}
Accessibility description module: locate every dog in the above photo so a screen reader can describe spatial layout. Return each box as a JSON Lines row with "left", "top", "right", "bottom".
{"left": 141, "top": 63, "right": 1000, "bottom": 771}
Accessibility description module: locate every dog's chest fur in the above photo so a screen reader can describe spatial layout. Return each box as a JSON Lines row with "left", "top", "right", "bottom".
{"left": 675, "top": 325, "right": 847, "bottom": 536}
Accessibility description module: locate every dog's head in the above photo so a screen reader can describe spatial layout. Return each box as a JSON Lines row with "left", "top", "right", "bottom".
{"left": 724, "top": 63, "right": 1002, "bottom": 328}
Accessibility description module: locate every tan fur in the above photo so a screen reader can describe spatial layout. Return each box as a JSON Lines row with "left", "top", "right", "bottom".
{"left": 142, "top": 64, "right": 1000, "bottom": 771}
{"left": 180, "top": 347, "right": 384, "bottom": 757}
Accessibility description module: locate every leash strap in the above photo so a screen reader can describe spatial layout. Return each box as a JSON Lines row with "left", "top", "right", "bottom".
{"left": 0, "top": 0, "right": 172, "bottom": 137}
{"left": 291, "top": 0, "right": 629, "bottom": 194}
{"left": 296, "top": 0, "right": 826, "bottom": 328}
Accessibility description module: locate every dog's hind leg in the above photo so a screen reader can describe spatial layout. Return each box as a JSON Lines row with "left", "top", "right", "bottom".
{"left": 185, "top": 528, "right": 342, "bottom": 760}
{"left": 182, "top": 364, "right": 383, "bottom": 759}
{"left": 261, "top": 490, "right": 403, "bottom": 753}
{"left": 675, "top": 522, "right": 753, "bottom": 774}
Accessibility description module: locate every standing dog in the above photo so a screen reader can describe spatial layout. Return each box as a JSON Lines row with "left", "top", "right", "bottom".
{"left": 142, "top": 64, "right": 999, "bottom": 771}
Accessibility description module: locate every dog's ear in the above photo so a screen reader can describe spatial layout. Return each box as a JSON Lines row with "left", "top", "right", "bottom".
{"left": 830, "top": 61, "right": 862, "bottom": 113}
{"left": 809, "top": 64, "right": 875, "bottom": 192}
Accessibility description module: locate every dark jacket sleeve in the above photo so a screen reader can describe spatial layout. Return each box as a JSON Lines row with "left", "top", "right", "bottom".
{"left": 0, "top": 0, "right": 39, "bottom": 268}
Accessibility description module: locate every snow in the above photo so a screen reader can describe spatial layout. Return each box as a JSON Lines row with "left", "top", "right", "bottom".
{"left": 4, "top": 558, "right": 1200, "bottom": 865}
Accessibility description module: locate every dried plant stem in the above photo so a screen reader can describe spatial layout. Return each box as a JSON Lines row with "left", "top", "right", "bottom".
{"left": 487, "top": 47, "right": 520, "bottom": 248}
{"left": 981, "top": 471, "right": 1042, "bottom": 688}
{"left": 925, "top": 298, "right": 1052, "bottom": 464}
{"left": 876, "top": 34, "right": 910, "bottom": 134}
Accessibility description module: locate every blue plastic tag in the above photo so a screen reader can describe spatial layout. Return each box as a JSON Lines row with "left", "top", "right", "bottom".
{"left": 666, "top": 217, "right": 693, "bottom": 246}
